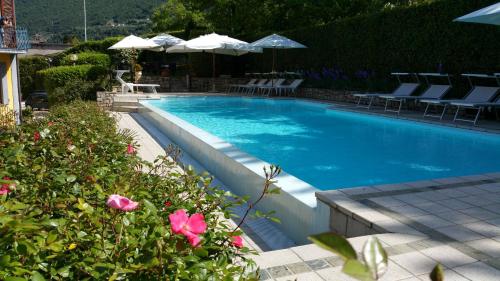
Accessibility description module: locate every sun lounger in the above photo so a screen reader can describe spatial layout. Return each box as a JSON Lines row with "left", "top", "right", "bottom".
{"left": 422, "top": 74, "right": 500, "bottom": 122}
{"left": 240, "top": 79, "right": 268, "bottom": 95}
{"left": 354, "top": 73, "right": 420, "bottom": 109}
{"left": 115, "top": 70, "right": 160, "bottom": 94}
{"left": 382, "top": 73, "right": 452, "bottom": 115}
{"left": 276, "top": 79, "right": 304, "bottom": 96}
{"left": 227, "top": 79, "right": 257, "bottom": 94}
{"left": 256, "top": 79, "right": 286, "bottom": 96}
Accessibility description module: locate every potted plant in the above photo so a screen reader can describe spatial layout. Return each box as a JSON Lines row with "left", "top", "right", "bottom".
{"left": 134, "top": 63, "right": 143, "bottom": 83}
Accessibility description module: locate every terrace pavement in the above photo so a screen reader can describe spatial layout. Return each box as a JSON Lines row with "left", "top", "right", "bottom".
{"left": 115, "top": 98, "right": 500, "bottom": 281}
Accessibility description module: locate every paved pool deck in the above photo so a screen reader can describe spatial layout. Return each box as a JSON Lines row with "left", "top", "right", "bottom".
{"left": 115, "top": 99, "right": 500, "bottom": 281}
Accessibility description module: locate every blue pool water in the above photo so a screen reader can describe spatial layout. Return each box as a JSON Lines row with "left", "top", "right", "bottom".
{"left": 144, "top": 96, "right": 500, "bottom": 190}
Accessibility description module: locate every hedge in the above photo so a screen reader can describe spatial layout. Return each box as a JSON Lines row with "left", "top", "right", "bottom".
{"left": 60, "top": 52, "right": 111, "bottom": 67}
{"left": 19, "top": 56, "right": 51, "bottom": 97}
{"left": 37, "top": 65, "right": 108, "bottom": 95}
{"left": 267, "top": 0, "right": 500, "bottom": 91}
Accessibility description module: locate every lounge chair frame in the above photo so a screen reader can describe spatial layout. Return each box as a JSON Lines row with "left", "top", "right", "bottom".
{"left": 115, "top": 70, "right": 160, "bottom": 94}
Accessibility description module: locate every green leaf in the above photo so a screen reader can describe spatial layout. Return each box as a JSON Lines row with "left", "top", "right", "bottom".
{"left": 0, "top": 255, "right": 11, "bottom": 266}
{"left": 46, "top": 230, "right": 58, "bottom": 245}
{"left": 342, "top": 260, "right": 374, "bottom": 281}
{"left": 308, "top": 233, "right": 357, "bottom": 260}
{"left": 66, "top": 175, "right": 77, "bottom": 183}
{"left": 31, "top": 271, "right": 46, "bottom": 281}
{"left": 430, "top": 264, "right": 444, "bottom": 281}
{"left": 57, "top": 266, "right": 71, "bottom": 278}
{"left": 362, "top": 237, "right": 388, "bottom": 280}
{"left": 5, "top": 277, "right": 28, "bottom": 281}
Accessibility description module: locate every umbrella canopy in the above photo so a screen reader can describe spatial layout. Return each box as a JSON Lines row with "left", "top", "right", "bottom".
{"left": 454, "top": 2, "right": 500, "bottom": 25}
{"left": 108, "top": 35, "right": 160, "bottom": 50}
{"left": 166, "top": 33, "right": 261, "bottom": 91}
{"left": 251, "top": 34, "right": 307, "bottom": 49}
{"left": 166, "top": 32, "right": 260, "bottom": 56}
{"left": 148, "top": 33, "right": 186, "bottom": 52}
{"left": 251, "top": 34, "right": 306, "bottom": 77}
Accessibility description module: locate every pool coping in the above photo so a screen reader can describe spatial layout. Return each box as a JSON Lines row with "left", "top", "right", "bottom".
{"left": 136, "top": 94, "right": 500, "bottom": 243}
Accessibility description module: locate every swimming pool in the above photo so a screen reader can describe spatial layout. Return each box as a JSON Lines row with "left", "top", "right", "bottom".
{"left": 142, "top": 96, "right": 500, "bottom": 191}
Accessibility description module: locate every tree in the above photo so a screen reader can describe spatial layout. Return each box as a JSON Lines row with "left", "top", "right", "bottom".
{"left": 151, "top": 0, "right": 211, "bottom": 37}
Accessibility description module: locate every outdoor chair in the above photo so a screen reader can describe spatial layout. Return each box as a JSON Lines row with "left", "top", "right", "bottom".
{"left": 115, "top": 70, "right": 160, "bottom": 95}
{"left": 421, "top": 74, "right": 500, "bottom": 123}
{"left": 240, "top": 79, "right": 268, "bottom": 95}
{"left": 354, "top": 73, "right": 420, "bottom": 109}
{"left": 227, "top": 79, "right": 257, "bottom": 94}
{"left": 275, "top": 79, "right": 304, "bottom": 96}
{"left": 382, "top": 73, "right": 452, "bottom": 115}
{"left": 255, "top": 79, "right": 286, "bottom": 96}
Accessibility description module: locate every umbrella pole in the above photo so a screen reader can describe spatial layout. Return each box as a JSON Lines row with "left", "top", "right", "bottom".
{"left": 212, "top": 51, "right": 216, "bottom": 92}
{"left": 272, "top": 48, "right": 276, "bottom": 87}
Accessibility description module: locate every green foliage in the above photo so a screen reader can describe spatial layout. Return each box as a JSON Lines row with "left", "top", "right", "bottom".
{"left": 16, "top": 0, "right": 163, "bottom": 42}
{"left": 48, "top": 79, "right": 96, "bottom": 106}
{"left": 309, "top": 233, "right": 388, "bottom": 281}
{"left": 0, "top": 101, "right": 257, "bottom": 280}
{"left": 37, "top": 65, "right": 108, "bottom": 96}
{"left": 19, "top": 56, "right": 51, "bottom": 97}
{"left": 60, "top": 52, "right": 111, "bottom": 68}
{"left": 273, "top": 0, "right": 499, "bottom": 91}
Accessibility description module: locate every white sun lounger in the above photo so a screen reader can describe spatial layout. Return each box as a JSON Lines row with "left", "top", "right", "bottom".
{"left": 256, "top": 79, "right": 286, "bottom": 96}
{"left": 422, "top": 74, "right": 500, "bottom": 123}
{"left": 227, "top": 79, "right": 257, "bottom": 94}
{"left": 115, "top": 70, "right": 160, "bottom": 94}
{"left": 276, "top": 79, "right": 304, "bottom": 96}
{"left": 354, "top": 73, "right": 420, "bottom": 109}
{"left": 240, "top": 79, "right": 268, "bottom": 95}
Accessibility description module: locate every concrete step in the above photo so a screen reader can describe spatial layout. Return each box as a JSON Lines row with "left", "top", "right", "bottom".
{"left": 112, "top": 105, "right": 138, "bottom": 113}
{"left": 112, "top": 101, "right": 139, "bottom": 107}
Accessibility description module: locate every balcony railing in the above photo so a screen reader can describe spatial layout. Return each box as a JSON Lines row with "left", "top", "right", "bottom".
{"left": 1, "top": 27, "right": 30, "bottom": 51}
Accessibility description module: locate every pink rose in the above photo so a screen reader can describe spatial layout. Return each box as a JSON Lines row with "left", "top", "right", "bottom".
{"left": 169, "top": 209, "right": 207, "bottom": 247}
{"left": 34, "top": 131, "right": 41, "bottom": 142}
{"left": 0, "top": 176, "right": 14, "bottom": 195}
{"left": 126, "top": 144, "right": 136, "bottom": 155}
{"left": 106, "top": 194, "right": 139, "bottom": 211}
{"left": 231, "top": 236, "right": 244, "bottom": 248}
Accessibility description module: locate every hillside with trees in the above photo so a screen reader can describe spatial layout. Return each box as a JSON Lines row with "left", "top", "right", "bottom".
{"left": 16, "top": 0, "right": 163, "bottom": 43}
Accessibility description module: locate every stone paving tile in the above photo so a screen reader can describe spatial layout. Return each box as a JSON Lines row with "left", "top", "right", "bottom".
{"left": 315, "top": 266, "right": 359, "bottom": 281}
{"left": 436, "top": 199, "right": 475, "bottom": 210}
{"left": 482, "top": 203, "right": 500, "bottom": 214}
{"left": 435, "top": 225, "right": 486, "bottom": 242}
{"left": 412, "top": 214, "right": 455, "bottom": 228}
{"left": 454, "top": 262, "right": 500, "bottom": 281}
{"left": 305, "top": 259, "right": 330, "bottom": 271}
{"left": 275, "top": 271, "right": 324, "bottom": 281}
{"left": 290, "top": 244, "right": 336, "bottom": 261}
{"left": 386, "top": 244, "right": 415, "bottom": 256}
{"left": 466, "top": 239, "right": 500, "bottom": 258}
{"left": 416, "top": 191, "right": 451, "bottom": 202}
{"left": 475, "top": 183, "right": 500, "bottom": 193}
{"left": 420, "top": 245, "right": 477, "bottom": 268}
{"left": 392, "top": 194, "right": 429, "bottom": 205}
{"left": 411, "top": 202, "right": 454, "bottom": 214}
{"left": 433, "top": 177, "right": 466, "bottom": 185}
{"left": 324, "top": 256, "right": 343, "bottom": 267}
{"left": 436, "top": 211, "right": 479, "bottom": 224}
{"left": 379, "top": 261, "right": 413, "bottom": 281}
{"left": 404, "top": 180, "right": 438, "bottom": 189}
{"left": 387, "top": 205, "right": 429, "bottom": 218}
{"left": 454, "top": 186, "right": 491, "bottom": 196}
{"left": 267, "top": 266, "right": 293, "bottom": 279}
{"left": 462, "top": 221, "right": 500, "bottom": 238}
{"left": 375, "top": 219, "right": 423, "bottom": 236}
{"left": 377, "top": 233, "right": 428, "bottom": 247}
{"left": 435, "top": 189, "right": 469, "bottom": 198}
{"left": 250, "top": 249, "right": 302, "bottom": 268}
{"left": 259, "top": 269, "right": 271, "bottom": 281}
{"left": 285, "top": 262, "right": 312, "bottom": 274}
{"left": 459, "top": 207, "right": 500, "bottom": 220}
{"left": 458, "top": 196, "right": 497, "bottom": 207}
{"left": 390, "top": 251, "right": 438, "bottom": 276}
{"left": 369, "top": 196, "right": 407, "bottom": 208}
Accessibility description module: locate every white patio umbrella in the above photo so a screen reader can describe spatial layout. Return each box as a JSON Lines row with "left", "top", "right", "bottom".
{"left": 108, "top": 35, "right": 160, "bottom": 50}
{"left": 166, "top": 32, "right": 261, "bottom": 91}
{"left": 148, "top": 33, "right": 185, "bottom": 52}
{"left": 251, "top": 34, "right": 306, "bottom": 86}
{"left": 454, "top": 2, "right": 500, "bottom": 25}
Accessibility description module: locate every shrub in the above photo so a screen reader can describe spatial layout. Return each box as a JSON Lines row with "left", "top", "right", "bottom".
{"left": 60, "top": 52, "right": 112, "bottom": 68}
{"left": 19, "top": 56, "right": 51, "bottom": 97}
{"left": 0, "top": 101, "right": 257, "bottom": 280}
{"left": 48, "top": 79, "right": 96, "bottom": 106}
{"left": 37, "top": 65, "right": 109, "bottom": 104}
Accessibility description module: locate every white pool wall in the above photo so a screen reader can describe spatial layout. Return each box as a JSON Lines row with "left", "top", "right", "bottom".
{"left": 139, "top": 100, "right": 330, "bottom": 244}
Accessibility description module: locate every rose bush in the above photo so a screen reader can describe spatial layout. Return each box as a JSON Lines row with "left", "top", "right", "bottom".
{"left": 0, "top": 101, "right": 257, "bottom": 280}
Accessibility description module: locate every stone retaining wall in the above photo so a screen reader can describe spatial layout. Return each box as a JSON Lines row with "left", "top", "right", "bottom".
{"left": 96, "top": 91, "right": 114, "bottom": 110}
